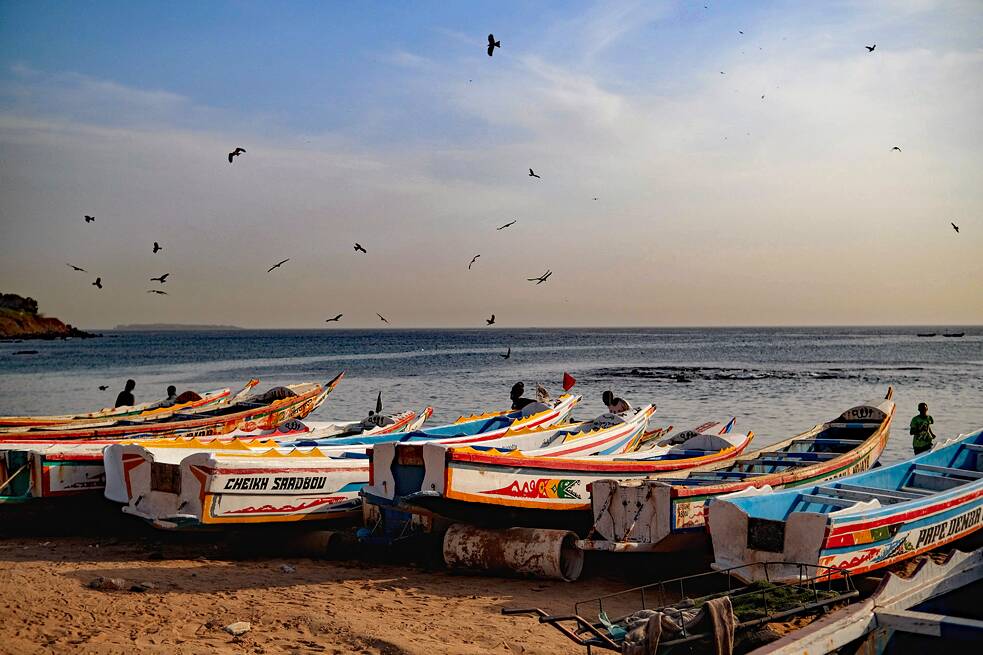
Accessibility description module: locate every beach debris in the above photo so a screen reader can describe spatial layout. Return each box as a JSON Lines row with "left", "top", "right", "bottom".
{"left": 224, "top": 621, "right": 252, "bottom": 636}
{"left": 130, "top": 581, "right": 156, "bottom": 592}
{"left": 278, "top": 563, "right": 296, "bottom": 573}
{"left": 88, "top": 577, "right": 129, "bottom": 591}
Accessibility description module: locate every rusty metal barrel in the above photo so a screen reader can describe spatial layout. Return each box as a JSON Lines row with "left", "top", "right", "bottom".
{"left": 442, "top": 524, "right": 584, "bottom": 581}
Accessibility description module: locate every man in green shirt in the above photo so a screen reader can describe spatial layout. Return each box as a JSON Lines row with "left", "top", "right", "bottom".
{"left": 909, "top": 402, "right": 937, "bottom": 455}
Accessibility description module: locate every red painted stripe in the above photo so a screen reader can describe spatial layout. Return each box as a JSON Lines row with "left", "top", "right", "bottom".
{"left": 202, "top": 465, "right": 367, "bottom": 475}
{"left": 827, "top": 487, "right": 983, "bottom": 537}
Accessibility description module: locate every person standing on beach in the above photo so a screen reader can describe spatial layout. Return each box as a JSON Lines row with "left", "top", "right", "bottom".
{"left": 115, "top": 379, "right": 136, "bottom": 408}
{"left": 910, "top": 402, "right": 938, "bottom": 455}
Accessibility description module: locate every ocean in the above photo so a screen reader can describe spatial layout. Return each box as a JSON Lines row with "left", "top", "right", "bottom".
{"left": 1, "top": 327, "right": 980, "bottom": 466}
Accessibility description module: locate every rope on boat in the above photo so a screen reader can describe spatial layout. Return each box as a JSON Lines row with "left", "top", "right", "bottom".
{"left": 0, "top": 462, "right": 29, "bottom": 494}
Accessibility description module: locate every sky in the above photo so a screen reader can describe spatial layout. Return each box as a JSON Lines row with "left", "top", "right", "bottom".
{"left": 0, "top": 0, "right": 980, "bottom": 329}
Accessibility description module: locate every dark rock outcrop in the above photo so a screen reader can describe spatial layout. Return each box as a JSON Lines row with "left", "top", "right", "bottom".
{"left": 0, "top": 292, "right": 97, "bottom": 340}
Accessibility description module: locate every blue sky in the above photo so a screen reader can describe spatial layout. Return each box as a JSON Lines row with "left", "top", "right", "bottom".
{"left": 0, "top": 1, "right": 981, "bottom": 327}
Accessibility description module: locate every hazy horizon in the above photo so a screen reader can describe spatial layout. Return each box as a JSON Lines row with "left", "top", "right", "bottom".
{"left": 2, "top": 1, "right": 981, "bottom": 329}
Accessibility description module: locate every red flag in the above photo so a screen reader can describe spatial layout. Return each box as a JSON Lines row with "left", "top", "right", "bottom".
{"left": 562, "top": 372, "right": 576, "bottom": 391}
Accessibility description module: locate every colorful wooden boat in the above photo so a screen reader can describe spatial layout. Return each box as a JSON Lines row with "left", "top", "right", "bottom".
{"left": 0, "top": 376, "right": 340, "bottom": 442}
{"left": 0, "top": 403, "right": 426, "bottom": 504}
{"left": 579, "top": 389, "right": 896, "bottom": 553}
{"left": 0, "top": 380, "right": 258, "bottom": 430}
{"left": 110, "top": 397, "right": 581, "bottom": 529}
{"left": 363, "top": 408, "right": 752, "bottom": 532}
{"left": 708, "top": 426, "right": 983, "bottom": 583}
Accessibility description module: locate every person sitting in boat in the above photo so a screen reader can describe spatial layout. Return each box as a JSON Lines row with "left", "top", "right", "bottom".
{"left": 910, "top": 402, "right": 938, "bottom": 455}
{"left": 159, "top": 385, "right": 179, "bottom": 407}
{"left": 115, "top": 379, "right": 136, "bottom": 408}
{"left": 602, "top": 390, "right": 631, "bottom": 414}
{"left": 510, "top": 382, "right": 536, "bottom": 411}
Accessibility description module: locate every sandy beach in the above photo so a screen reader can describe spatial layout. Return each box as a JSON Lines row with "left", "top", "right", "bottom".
{"left": 0, "top": 501, "right": 652, "bottom": 655}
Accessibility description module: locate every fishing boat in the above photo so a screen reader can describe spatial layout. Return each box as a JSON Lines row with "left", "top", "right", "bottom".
{"left": 0, "top": 376, "right": 340, "bottom": 442}
{"left": 579, "top": 389, "right": 895, "bottom": 553}
{"left": 0, "top": 404, "right": 428, "bottom": 504}
{"left": 0, "top": 380, "right": 258, "bottom": 430}
{"left": 110, "top": 397, "right": 580, "bottom": 529}
{"left": 944, "top": 332, "right": 966, "bottom": 338}
{"left": 363, "top": 409, "right": 751, "bottom": 533}
{"left": 708, "top": 426, "right": 983, "bottom": 583}
{"left": 917, "top": 333, "right": 937, "bottom": 337}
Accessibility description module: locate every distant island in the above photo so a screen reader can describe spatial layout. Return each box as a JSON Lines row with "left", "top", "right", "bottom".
{"left": 114, "top": 323, "right": 244, "bottom": 331}
{"left": 0, "top": 293, "right": 97, "bottom": 340}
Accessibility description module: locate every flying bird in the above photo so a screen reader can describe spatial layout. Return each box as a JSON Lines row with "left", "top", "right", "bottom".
{"left": 267, "top": 259, "right": 289, "bottom": 273}
{"left": 376, "top": 313, "right": 390, "bottom": 324}
{"left": 891, "top": 146, "right": 902, "bottom": 152}
{"left": 150, "top": 273, "right": 170, "bottom": 284}
{"left": 528, "top": 168, "right": 541, "bottom": 179}
{"left": 592, "top": 197, "right": 598, "bottom": 201}
{"left": 866, "top": 44, "right": 876, "bottom": 52}
{"left": 354, "top": 243, "right": 367, "bottom": 254}
{"left": 951, "top": 222, "right": 960, "bottom": 233}
{"left": 325, "top": 314, "right": 343, "bottom": 322}
{"left": 228, "top": 147, "right": 246, "bottom": 163}
{"left": 147, "top": 289, "right": 168, "bottom": 295}
{"left": 486, "top": 314, "right": 495, "bottom": 326}
{"left": 496, "top": 220, "right": 516, "bottom": 230}
{"left": 84, "top": 215, "right": 95, "bottom": 223}
{"left": 153, "top": 241, "right": 162, "bottom": 254}
{"left": 98, "top": 385, "right": 109, "bottom": 391}
{"left": 527, "top": 269, "right": 552, "bottom": 284}
{"left": 500, "top": 346, "right": 511, "bottom": 360}
{"left": 66, "top": 264, "right": 86, "bottom": 272}
{"left": 487, "top": 34, "right": 500, "bottom": 57}
{"left": 738, "top": 30, "right": 744, "bottom": 35}
{"left": 92, "top": 277, "right": 102, "bottom": 289}
{"left": 468, "top": 254, "right": 480, "bottom": 270}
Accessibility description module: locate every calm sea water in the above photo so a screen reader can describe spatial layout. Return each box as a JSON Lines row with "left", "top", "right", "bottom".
{"left": 1, "top": 328, "right": 980, "bottom": 466}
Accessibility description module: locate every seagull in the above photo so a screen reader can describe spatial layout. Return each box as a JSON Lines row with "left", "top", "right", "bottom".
{"left": 487, "top": 34, "right": 500, "bottom": 57}
{"left": 528, "top": 168, "right": 541, "bottom": 179}
{"left": 891, "top": 146, "right": 902, "bottom": 152}
{"left": 866, "top": 44, "right": 876, "bottom": 52}
{"left": 92, "top": 277, "right": 102, "bottom": 289}
{"left": 469, "top": 254, "right": 480, "bottom": 270}
{"left": 497, "top": 220, "right": 516, "bottom": 230}
{"left": 153, "top": 241, "right": 162, "bottom": 254}
{"left": 376, "top": 313, "right": 390, "bottom": 324}
{"left": 66, "top": 264, "right": 86, "bottom": 272}
{"left": 527, "top": 269, "right": 552, "bottom": 284}
{"left": 951, "top": 222, "right": 960, "bottom": 233}
{"left": 150, "top": 273, "right": 170, "bottom": 284}
{"left": 147, "top": 289, "right": 168, "bottom": 295}
{"left": 354, "top": 243, "right": 367, "bottom": 254}
{"left": 267, "top": 259, "right": 289, "bottom": 273}
{"left": 228, "top": 147, "right": 246, "bottom": 164}
{"left": 486, "top": 314, "right": 495, "bottom": 326}
{"left": 84, "top": 215, "right": 95, "bottom": 223}
{"left": 325, "top": 314, "right": 343, "bottom": 322}
{"left": 500, "top": 346, "right": 511, "bottom": 360}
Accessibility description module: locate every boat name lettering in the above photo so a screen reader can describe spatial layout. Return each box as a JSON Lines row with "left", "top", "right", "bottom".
{"left": 914, "top": 507, "right": 981, "bottom": 549}
{"left": 272, "top": 476, "right": 327, "bottom": 491}
{"left": 222, "top": 476, "right": 329, "bottom": 491}
{"left": 223, "top": 477, "right": 270, "bottom": 491}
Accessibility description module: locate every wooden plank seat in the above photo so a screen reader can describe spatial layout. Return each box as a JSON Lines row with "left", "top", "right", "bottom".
{"left": 744, "top": 458, "right": 818, "bottom": 468}
{"left": 789, "top": 438, "right": 869, "bottom": 447}
{"left": 818, "top": 485, "right": 908, "bottom": 505}
{"left": 834, "top": 482, "right": 924, "bottom": 499}
{"left": 760, "top": 451, "right": 839, "bottom": 461}
{"left": 797, "top": 493, "right": 858, "bottom": 509}
{"left": 913, "top": 464, "right": 983, "bottom": 479}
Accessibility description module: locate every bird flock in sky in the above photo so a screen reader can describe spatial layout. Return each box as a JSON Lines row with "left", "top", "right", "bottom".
{"left": 65, "top": 29, "right": 964, "bottom": 349}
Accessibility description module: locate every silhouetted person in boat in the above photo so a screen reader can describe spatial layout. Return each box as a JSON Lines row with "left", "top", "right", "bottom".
{"left": 160, "top": 385, "right": 178, "bottom": 407}
{"left": 910, "top": 402, "right": 938, "bottom": 455}
{"left": 602, "top": 390, "right": 631, "bottom": 414}
{"left": 115, "top": 379, "right": 136, "bottom": 408}
{"left": 510, "top": 382, "right": 535, "bottom": 411}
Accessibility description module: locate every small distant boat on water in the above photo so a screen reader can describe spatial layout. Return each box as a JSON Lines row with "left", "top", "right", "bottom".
{"left": 708, "top": 425, "right": 983, "bottom": 583}
{"left": 579, "top": 389, "right": 895, "bottom": 553}
{"left": 0, "top": 376, "right": 341, "bottom": 442}
{"left": 944, "top": 332, "right": 966, "bottom": 338}
{"left": 0, "top": 380, "right": 258, "bottom": 429}
{"left": 917, "top": 332, "right": 937, "bottom": 337}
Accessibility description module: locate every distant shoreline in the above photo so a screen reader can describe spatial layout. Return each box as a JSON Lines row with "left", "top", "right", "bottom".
{"left": 113, "top": 323, "right": 245, "bottom": 331}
